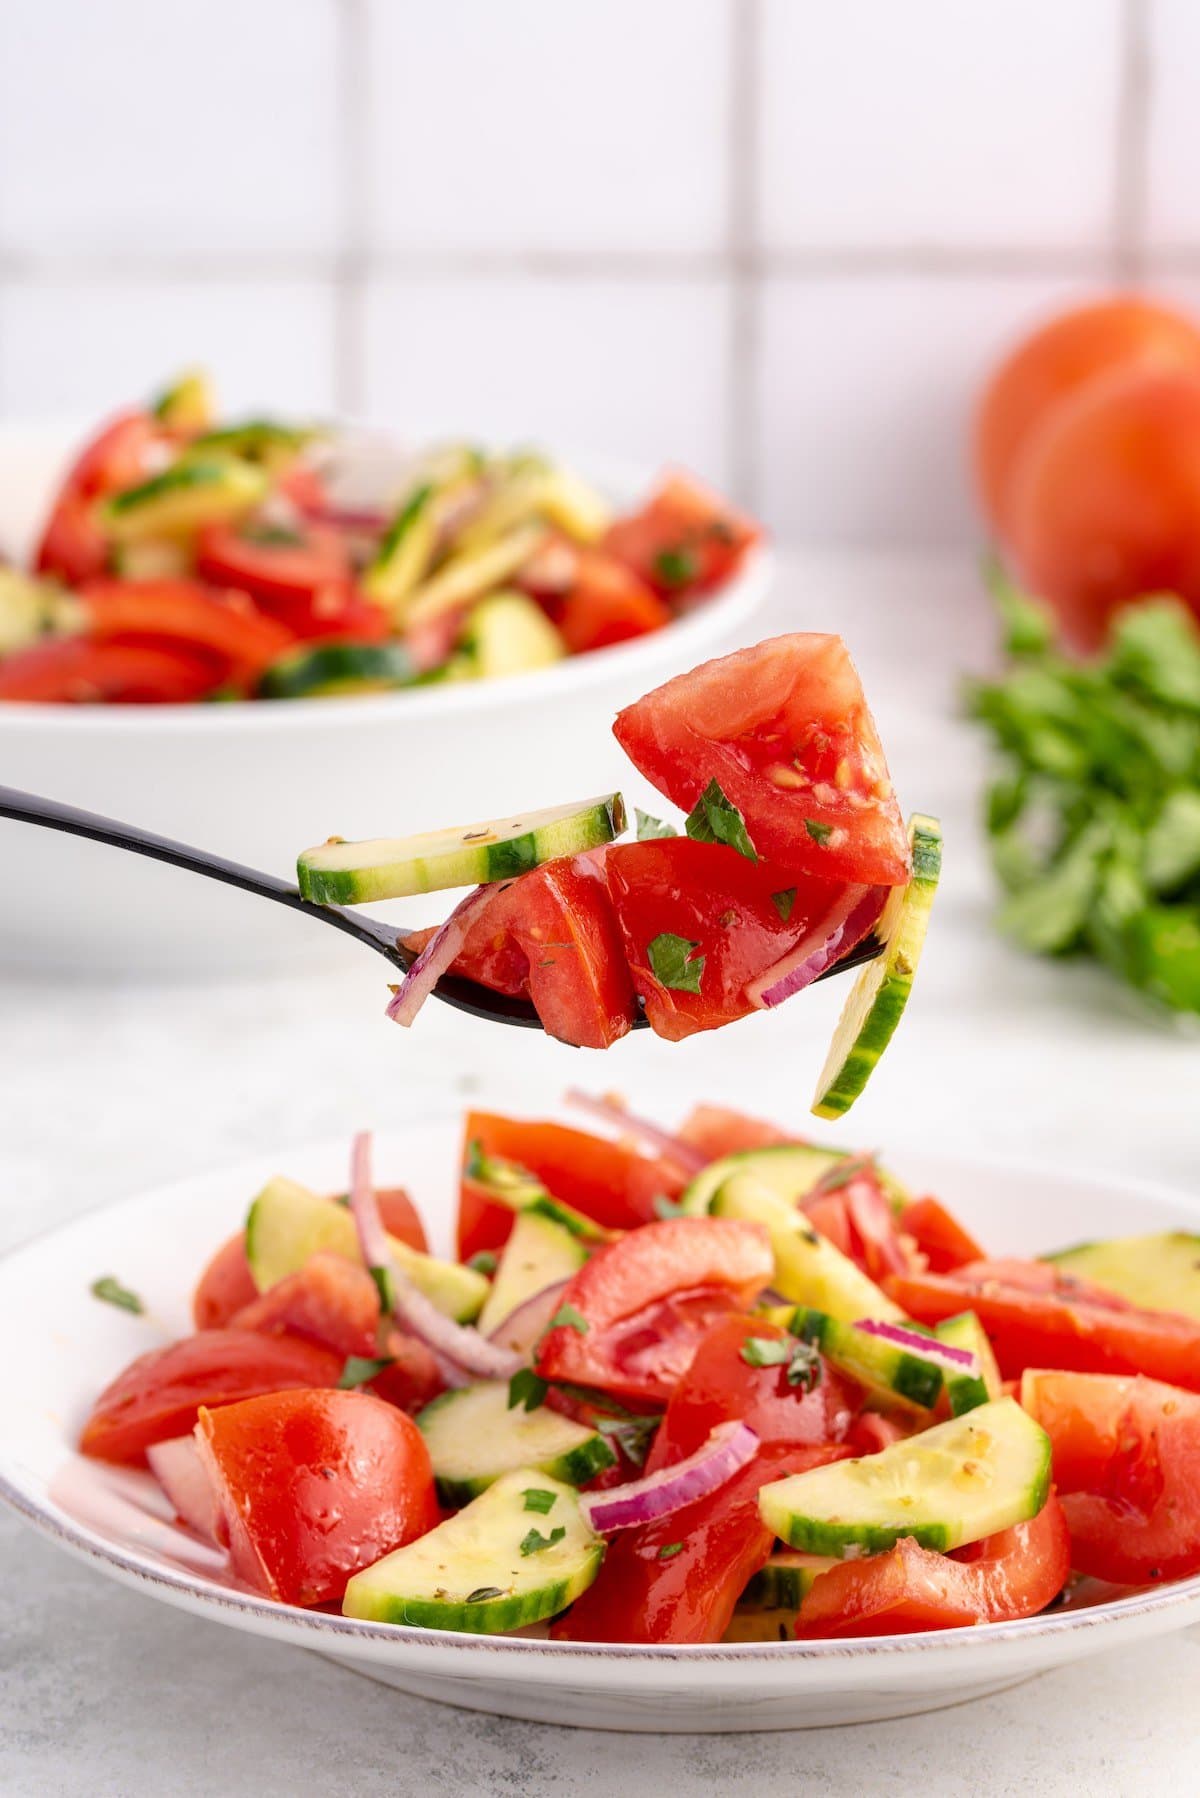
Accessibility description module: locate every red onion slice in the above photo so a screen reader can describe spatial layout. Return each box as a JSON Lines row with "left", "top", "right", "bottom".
{"left": 579, "top": 1420, "right": 759, "bottom": 1534}
{"left": 486, "top": 1278, "right": 571, "bottom": 1358}
{"left": 146, "top": 1434, "right": 222, "bottom": 1545}
{"left": 564, "top": 1089, "right": 707, "bottom": 1175}
{"left": 386, "top": 884, "right": 505, "bottom": 1026}
{"left": 348, "top": 1131, "right": 521, "bottom": 1386}
{"left": 746, "top": 886, "right": 888, "bottom": 1010}
{"left": 855, "top": 1317, "right": 979, "bottom": 1376}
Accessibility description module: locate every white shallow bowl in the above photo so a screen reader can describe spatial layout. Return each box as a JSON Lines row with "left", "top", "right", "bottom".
{"left": 0, "top": 426, "right": 768, "bottom": 975}
{"left": 2, "top": 1111, "right": 1198, "bottom": 1733}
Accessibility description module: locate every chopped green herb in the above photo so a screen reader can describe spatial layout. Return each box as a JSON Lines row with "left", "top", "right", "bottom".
{"left": 636, "top": 808, "right": 677, "bottom": 841}
{"left": 804, "top": 819, "right": 832, "bottom": 846}
{"left": 508, "top": 1368, "right": 549, "bottom": 1413}
{"left": 337, "top": 1354, "right": 395, "bottom": 1389}
{"left": 740, "top": 1336, "right": 792, "bottom": 1370}
{"left": 597, "top": 1413, "right": 661, "bottom": 1467}
{"left": 685, "top": 778, "right": 758, "bottom": 862}
{"left": 654, "top": 547, "right": 698, "bottom": 588}
{"left": 647, "top": 932, "right": 705, "bottom": 994}
{"left": 652, "top": 1193, "right": 686, "bottom": 1220}
{"left": 466, "top": 1250, "right": 499, "bottom": 1276}
{"left": 368, "top": 1264, "right": 396, "bottom": 1314}
{"left": 770, "top": 887, "right": 797, "bottom": 922}
{"left": 522, "top": 1488, "right": 558, "bottom": 1515}
{"left": 90, "top": 1276, "right": 143, "bottom": 1316}
{"left": 545, "top": 1303, "right": 589, "bottom": 1336}
{"left": 739, "top": 1334, "right": 822, "bottom": 1391}
{"left": 465, "top": 1585, "right": 504, "bottom": 1603}
{"left": 520, "top": 1525, "right": 567, "bottom": 1557}
{"left": 658, "top": 1541, "right": 685, "bottom": 1560}
{"left": 785, "top": 1340, "right": 823, "bottom": 1392}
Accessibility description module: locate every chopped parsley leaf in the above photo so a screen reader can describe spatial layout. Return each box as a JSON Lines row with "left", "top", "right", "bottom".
{"left": 522, "top": 1488, "right": 558, "bottom": 1514}
{"left": 771, "top": 887, "right": 797, "bottom": 922}
{"left": 337, "top": 1354, "right": 395, "bottom": 1389}
{"left": 658, "top": 1542, "right": 685, "bottom": 1560}
{"left": 90, "top": 1276, "right": 144, "bottom": 1316}
{"left": 647, "top": 932, "right": 705, "bottom": 994}
{"left": 636, "top": 808, "right": 677, "bottom": 841}
{"left": 685, "top": 778, "right": 758, "bottom": 862}
{"left": 508, "top": 1368, "right": 549, "bottom": 1413}
{"left": 520, "top": 1525, "right": 567, "bottom": 1556}
{"left": 804, "top": 819, "right": 832, "bottom": 845}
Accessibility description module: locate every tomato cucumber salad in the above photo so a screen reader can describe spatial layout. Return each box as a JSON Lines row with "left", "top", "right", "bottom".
{"left": 300, "top": 631, "right": 937, "bottom": 1109}
{"left": 80, "top": 1098, "right": 1200, "bottom": 1643}
{"left": 0, "top": 369, "right": 760, "bottom": 703}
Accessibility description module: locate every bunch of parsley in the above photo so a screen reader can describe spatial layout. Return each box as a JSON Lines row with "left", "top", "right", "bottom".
{"left": 965, "top": 562, "right": 1200, "bottom": 1014}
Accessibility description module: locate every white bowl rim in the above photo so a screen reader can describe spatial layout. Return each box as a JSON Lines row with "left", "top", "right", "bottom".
{"left": 3, "top": 1135, "right": 1199, "bottom": 1670}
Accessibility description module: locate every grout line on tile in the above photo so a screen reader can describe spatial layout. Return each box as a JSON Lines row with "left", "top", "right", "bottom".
{"left": 1113, "top": 0, "right": 1152, "bottom": 281}
{"left": 726, "top": 0, "right": 761, "bottom": 509}
{"left": 333, "top": 0, "right": 370, "bottom": 415}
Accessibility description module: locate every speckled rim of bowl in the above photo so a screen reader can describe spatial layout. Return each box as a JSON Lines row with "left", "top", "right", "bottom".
{"left": 3, "top": 1139, "right": 1200, "bottom": 1673}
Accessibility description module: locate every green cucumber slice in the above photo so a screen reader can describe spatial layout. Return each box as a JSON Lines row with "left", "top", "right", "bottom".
{"left": 1043, "top": 1232, "right": 1200, "bottom": 1321}
{"left": 151, "top": 368, "right": 214, "bottom": 432}
{"left": 297, "top": 792, "right": 626, "bottom": 904}
{"left": 461, "top": 590, "right": 565, "bottom": 679}
{"left": 680, "top": 1142, "right": 911, "bottom": 1217}
{"left": 476, "top": 1210, "right": 588, "bottom": 1337}
{"left": 363, "top": 481, "right": 440, "bottom": 609}
{"left": 738, "top": 1550, "right": 838, "bottom": 1611}
{"left": 711, "top": 1173, "right": 905, "bottom": 1322}
{"left": 342, "top": 1469, "right": 604, "bottom": 1631}
{"left": 759, "top": 1396, "right": 1051, "bottom": 1556}
{"left": 244, "top": 1175, "right": 486, "bottom": 1322}
{"left": 464, "top": 1146, "right": 612, "bottom": 1242}
{"left": 812, "top": 814, "right": 942, "bottom": 1120}
{"left": 101, "top": 457, "right": 268, "bottom": 539}
{"left": 405, "top": 523, "right": 546, "bottom": 628}
{"left": 186, "top": 418, "right": 319, "bottom": 466}
{"left": 935, "top": 1311, "right": 1003, "bottom": 1415}
{"left": 415, "top": 1381, "right": 615, "bottom": 1505}
{"left": 723, "top": 1609, "right": 798, "bottom": 1642}
{"left": 790, "top": 1305, "right": 944, "bottom": 1411}
{"left": 259, "top": 640, "right": 415, "bottom": 701}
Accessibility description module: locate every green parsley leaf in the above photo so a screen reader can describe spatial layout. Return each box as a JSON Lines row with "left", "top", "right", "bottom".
{"left": 508, "top": 1368, "right": 549, "bottom": 1412}
{"left": 647, "top": 932, "right": 705, "bottom": 994}
{"left": 90, "top": 1276, "right": 143, "bottom": 1316}
{"left": 368, "top": 1264, "right": 396, "bottom": 1314}
{"left": 786, "top": 1340, "right": 823, "bottom": 1391}
{"left": 520, "top": 1525, "right": 567, "bottom": 1556}
{"left": 337, "top": 1354, "right": 395, "bottom": 1390}
{"left": 658, "top": 1542, "right": 685, "bottom": 1560}
{"left": 465, "top": 1586, "right": 504, "bottom": 1603}
{"left": 653, "top": 547, "right": 698, "bottom": 588}
{"left": 685, "top": 778, "right": 758, "bottom": 862}
{"left": 522, "top": 1488, "right": 558, "bottom": 1514}
{"left": 636, "top": 808, "right": 677, "bottom": 841}
{"left": 739, "top": 1336, "right": 792, "bottom": 1370}
{"left": 770, "top": 887, "right": 797, "bottom": 922}
{"left": 545, "top": 1303, "right": 589, "bottom": 1336}
{"left": 652, "top": 1193, "right": 686, "bottom": 1220}
{"left": 804, "top": 818, "right": 832, "bottom": 845}
{"left": 597, "top": 1413, "right": 661, "bottom": 1467}
{"left": 739, "top": 1333, "right": 823, "bottom": 1391}
{"left": 466, "top": 1250, "right": 499, "bottom": 1276}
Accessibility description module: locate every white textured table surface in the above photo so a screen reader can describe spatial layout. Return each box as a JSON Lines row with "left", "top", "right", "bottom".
{"left": 2, "top": 551, "right": 1197, "bottom": 1796}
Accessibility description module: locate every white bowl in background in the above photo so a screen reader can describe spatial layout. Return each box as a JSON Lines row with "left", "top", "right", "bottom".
{"left": 0, "top": 426, "right": 769, "bottom": 975}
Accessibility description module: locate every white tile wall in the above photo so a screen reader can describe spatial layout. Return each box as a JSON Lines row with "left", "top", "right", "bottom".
{"left": 0, "top": 0, "right": 1195, "bottom": 545}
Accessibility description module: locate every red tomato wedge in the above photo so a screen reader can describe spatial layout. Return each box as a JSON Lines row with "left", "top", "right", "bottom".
{"left": 603, "top": 470, "right": 761, "bottom": 601}
{"left": 803, "top": 1168, "right": 916, "bottom": 1282}
{"left": 36, "top": 411, "right": 163, "bottom": 585}
{"left": 0, "top": 637, "right": 221, "bottom": 704}
{"left": 535, "top": 1216, "right": 773, "bottom": 1405}
{"left": 1021, "top": 1370, "right": 1200, "bottom": 1584}
{"left": 795, "top": 1494, "right": 1072, "bottom": 1637}
{"left": 193, "top": 1232, "right": 260, "bottom": 1330}
{"left": 605, "top": 836, "right": 884, "bottom": 1041}
{"left": 79, "top": 1330, "right": 343, "bottom": 1465}
{"left": 613, "top": 634, "right": 910, "bottom": 887}
{"left": 676, "top": 1103, "right": 797, "bottom": 1160}
{"left": 407, "top": 853, "right": 637, "bottom": 1050}
{"left": 522, "top": 540, "right": 672, "bottom": 652}
{"left": 196, "top": 1388, "right": 438, "bottom": 1606}
{"left": 645, "top": 1314, "right": 857, "bottom": 1472}
{"left": 455, "top": 1112, "right": 689, "bottom": 1261}
{"left": 554, "top": 1441, "right": 845, "bottom": 1644}
{"left": 899, "top": 1197, "right": 985, "bottom": 1274}
{"left": 229, "top": 1251, "right": 443, "bottom": 1413}
{"left": 196, "top": 520, "right": 388, "bottom": 642}
{"left": 886, "top": 1264, "right": 1200, "bottom": 1390}
{"left": 77, "top": 580, "right": 294, "bottom": 687}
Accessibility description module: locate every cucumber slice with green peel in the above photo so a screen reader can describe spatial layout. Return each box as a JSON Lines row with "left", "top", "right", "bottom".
{"left": 475, "top": 1210, "right": 588, "bottom": 1337}
{"left": 185, "top": 418, "right": 319, "bottom": 467}
{"left": 405, "top": 523, "right": 546, "bottom": 628}
{"left": 759, "top": 1396, "right": 1052, "bottom": 1556}
{"left": 456, "top": 465, "right": 611, "bottom": 557}
{"left": 723, "top": 1609, "right": 798, "bottom": 1642}
{"left": 297, "top": 793, "right": 626, "bottom": 905}
{"left": 464, "top": 1146, "right": 614, "bottom": 1242}
{"left": 244, "top": 1175, "right": 487, "bottom": 1322}
{"left": 935, "top": 1311, "right": 1003, "bottom": 1415}
{"left": 461, "top": 590, "right": 566, "bottom": 679}
{"left": 1043, "top": 1232, "right": 1200, "bottom": 1321}
{"left": 341, "top": 1469, "right": 604, "bottom": 1632}
{"left": 151, "top": 368, "right": 214, "bottom": 432}
{"left": 680, "top": 1143, "right": 911, "bottom": 1217}
{"left": 101, "top": 457, "right": 269, "bottom": 539}
{"left": 415, "top": 1381, "right": 615, "bottom": 1505}
{"left": 711, "top": 1173, "right": 906, "bottom": 1322}
{"left": 739, "top": 1550, "right": 838, "bottom": 1611}
{"left": 812, "top": 814, "right": 943, "bottom": 1120}
{"left": 259, "top": 640, "right": 415, "bottom": 701}
{"left": 363, "top": 481, "right": 440, "bottom": 610}
{"left": 789, "top": 1305, "right": 944, "bottom": 1412}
